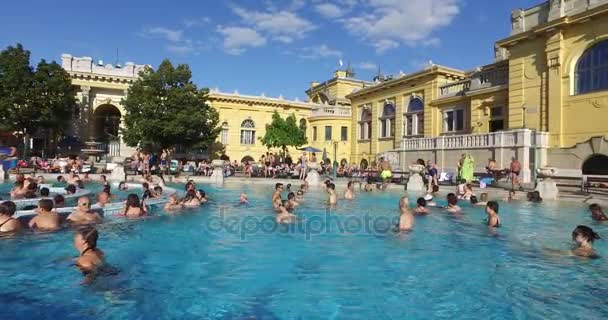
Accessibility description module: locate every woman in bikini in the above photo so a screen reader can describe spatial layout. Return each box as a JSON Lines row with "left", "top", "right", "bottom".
{"left": 73, "top": 226, "right": 105, "bottom": 283}
{"left": 121, "top": 194, "right": 147, "bottom": 218}
{"left": 0, "top": 201, "right": 21, "bottom": 234}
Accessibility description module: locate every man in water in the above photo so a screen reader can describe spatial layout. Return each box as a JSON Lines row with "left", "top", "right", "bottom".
{"left": 239, "top": 192, "right": 249, "bottom": 204}
{"left": 398, "top": 196, "right": 414, "bottom": 231}
{"left": 96, "top": 192, "right": 110, "bottom": 208}
{"left": 510, "top": 157, "right": 522, "bottom": 190}
{"left": 67, "top": 196, "right": 102, "bottom": 225}
{"left": 272, "top": 183, "right": 295, "bottom": 223}
{"left": 327, "top": 183, "right": 337, "bottom": 205}
{"left": 29, "top": 199, "right": 61, "bottom": 231}
{"left": 589, "top": 203, "right": 608, "bottom": 221}
{"left": 344, "top": 181, "right": 355, "bottom": 200}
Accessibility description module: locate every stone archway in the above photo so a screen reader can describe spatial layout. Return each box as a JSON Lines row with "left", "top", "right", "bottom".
{"left": 582, "top": 154, "right": 608, "bottom": 175}
{"left": 93, "top": 104, "right": 121, "bottom": 142}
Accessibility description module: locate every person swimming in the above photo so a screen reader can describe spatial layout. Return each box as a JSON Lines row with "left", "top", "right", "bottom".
{"left": 67, "top": 196, "right": 103, "bottom": 225}
{"left": 398, "top": 196, "right": 414, "bottom": 231}
{"left": 589, "top": 204, "right": 608, "bottom": 221}
{"left": 196, "top": 190, "right": 208, "bottom": 203}
{"left": 327, "top": 183, "right": 337, "bottom": 205}
{"left": 239, "top": 192, "right": 249, "bottom": 204}
{"left": 446, "top": 193, "right": 461, "bottom": 213}
{"left": 73, "top": 226, "right": 105, "bottom": 283}
{"left": 272, "top": 183, "right": 296, "bottom": 224}
{"left": 423, "top": 194, "right": 438, "bottom": 207}
{"left": 118, "top": 181, "right": 128, "bottom": 191}
{"left": 285, "top": 192, "right": 299, "bottom": 211}
{"left": 0, "top": 201, "right": 21, "bottom": 234}
{"left": 413, "top": 197, "right": 429, "bottom": 215}
{"left": 96, "top": 192, "right": 110, "bottom": 207}
{"left": 164, "top": 194, "right": 184, "bottom": 212}
{"left": 485, "top": 201, "right": 501, "bottom": 228}
{"left": 28, "top": 199, "right": 61, "bottom": 231}
{"left": 181, "top": 189, "right": 201, "bottom": 207}
{"left": 527, "top": 191, "right": 543, "bottom": 203}
{"left": 122, "top": 194, "right": 147, "bottom": 217}
{"left": 54, "top": 194, "right": 65, "bottom": 208}
{"left": 344, "top": 181, "right": 355, "bottom": 200}
{"left": 364, "top": 182, "right": 373, "bottom": 192}
{"left": 571, "top": 225, "right": 600, "bottom": 258}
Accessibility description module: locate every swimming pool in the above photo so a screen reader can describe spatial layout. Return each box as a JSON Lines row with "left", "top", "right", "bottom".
{"left": 1, "top": 181, "right": 607, "bottom": 319}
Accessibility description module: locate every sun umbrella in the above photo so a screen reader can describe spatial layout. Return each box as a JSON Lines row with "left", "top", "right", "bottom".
{"left": 299, "top": 146, "right": 322, "bottom": 153}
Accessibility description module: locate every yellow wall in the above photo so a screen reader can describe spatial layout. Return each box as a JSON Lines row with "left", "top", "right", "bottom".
{"left": 308, "top": 117, "right": 351, "bottom": 163}
{"left": 208, "top": 93, "right": 312, "bottom": 163}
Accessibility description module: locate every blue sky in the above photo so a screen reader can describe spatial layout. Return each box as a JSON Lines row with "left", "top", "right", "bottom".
{"left": 0, "top": 0, "right": 540, "bottom": 100}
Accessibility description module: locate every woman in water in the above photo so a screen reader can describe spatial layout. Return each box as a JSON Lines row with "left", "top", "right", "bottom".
{"left": 164, "top": 194, "right": 184, "bottom": 212}
{"left": 571, "top": 225, "right": 601, "bottom": 258}
{"left": 121, "top": 194, "right": 147, "bottom": 218}
{"left": 181, "top": 189, "right": 201, "bottom": 207}
{"left": 73, "top": 226, "right": 105, "bottom": 283}
{"left": 485, "top": 201, "right": 501, "bottom": 228}
{"left": 0, "top": 201, "right": 21, "bottom": 234}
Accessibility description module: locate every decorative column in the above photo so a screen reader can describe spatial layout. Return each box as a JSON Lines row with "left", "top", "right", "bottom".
{"left": 80, "top": 86, "right": 91, "bottom": 141}
{"left": 545, "top": 31, "right": 564, "bottom": 147}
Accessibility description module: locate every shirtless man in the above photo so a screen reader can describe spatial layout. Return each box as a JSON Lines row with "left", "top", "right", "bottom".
{"left": 510, "top": 157, "right": 522, "bottom": 190}
{"left": 96, "top": 192, "right": 110, "bottom": 207}
{"left": 446, "top": 193, "right": 462, "bottom": 213}
{"left": 344, "top": 181, "right": 355, "bottom": 200}
{"left": 29, "top": 199, "right": 61, "bottom": 231}
{"left": 413, "top": 197, "right": 429, "bottom": 215}
{"left": 398, "top": 196, "right": 414, "bottom": 231}
{"left": 327, "top": 183, "right": 338, "bottom": 205}
{"left": 67, "top": 196, "right": 102, "bottom": 225}
{"left": 285, "top": 192, "right": 299, "bottom": 211}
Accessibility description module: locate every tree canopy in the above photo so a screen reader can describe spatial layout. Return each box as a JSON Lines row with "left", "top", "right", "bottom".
{"left": 0, "top": 44, "right": 74, "bottom": 137}
{"left": 121, "top": 59, "right": 220, "bottom": 152}
{"left": 259, "top": 111, "right": 308, "bottom": 152}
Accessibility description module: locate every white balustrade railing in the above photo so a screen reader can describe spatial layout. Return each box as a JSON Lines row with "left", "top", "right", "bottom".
{"left": 400, "top": 129, "right": 547, "bottom": 151}
{"left": 310, "top": 107, "right": 351, "bottom": 118}
{"left": 439, "top": 80, "right": 470, "bottom": 98}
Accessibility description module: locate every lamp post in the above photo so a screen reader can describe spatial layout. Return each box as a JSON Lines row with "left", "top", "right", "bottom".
{"left": 333, "top": 141, "right": 338, "bottom": 179}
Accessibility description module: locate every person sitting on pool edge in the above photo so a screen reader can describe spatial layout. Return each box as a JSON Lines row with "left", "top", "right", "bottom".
{"left": 398, "top": 196, "right": 414, "bottom": 231}
{"left": 571, "top": 225, "right": 601, "bottom": 258}
{"left": 413, "top": 197, "right": 429, "bottom": 215}
{"left": 29, "top": 199, "right": 61, "bottom": 231}
{"left": 73, "top": 225, "right": 105, "bottom": 283}
{"left": 0, "top": 201, "right": 21, "bottom": 234}
{"left": 67, "top": 196, "right": 102, "bottom": 225}
{"left": 344, "top": 181, "right": 355, "bottom": 200}
{"left": 485, "top": 201, "right": 501, "bottom": 228}
{"left": 327, "top": 183, "right": 337, "bottom": 205}
{"left": 446, "top": 193, "right": 461, "bottom": 213}
{"left": 121, "top": 194, "right": 147, "bottom": 218}
{"left": 589, "top": 204, "right": 608, "bottom": 221}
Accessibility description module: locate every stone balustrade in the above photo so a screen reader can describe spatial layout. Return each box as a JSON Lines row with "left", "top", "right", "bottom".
{"left": 310, "top": 106, "right": 352, "bottom": 118}
{"left": 439, "top": 64, "right": 508, "bottom": 98}
{"left": 61, "top": 54, "right": 148, "bottom": 79}
{"left": 400, "top": 129, "right": 549, "bottom": 151}
{"left": 438, "top": 80, "right": 470, "bottom": 98}
{"left": 511, "top": 0, "right": 608, "bottom": 35}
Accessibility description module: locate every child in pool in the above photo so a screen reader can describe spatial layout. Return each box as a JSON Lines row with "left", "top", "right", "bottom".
{"left": 413, "top": 197, "right": 429, "bottom": 215}
{"left": 571, "top": 225, "right": 600, "bottom": 258}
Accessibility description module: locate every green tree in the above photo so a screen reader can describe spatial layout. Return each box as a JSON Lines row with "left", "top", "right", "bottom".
{"left": 0, "top": 44, "right": 75, "bottom": 153}
{"left": 259, "top": 111, "right": 308, "bottom": 153}
{"left": 121, "top": 59, "right": 220, "bottom": 157}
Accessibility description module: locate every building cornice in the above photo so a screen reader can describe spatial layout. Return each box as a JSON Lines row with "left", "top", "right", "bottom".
{"left": 207, "top": 90, "right": 321, "bottom": 110}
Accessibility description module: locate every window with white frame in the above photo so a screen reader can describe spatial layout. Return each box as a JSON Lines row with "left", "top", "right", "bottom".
{"left": 359, "top": 107, "right": 372, "bottom": 140}
{"left": 220, "top": 122, "right": 229, "bottom": 145}
{"left": 403, "top": 97, "right": 424, "bottom": 137}
{"left": 379, "top": 101, "right": 395, "bottom": 138}
{"left": 240, "top": 119, "right": 256, "bottom": 145}
{"left": 489, "top": 106, "right": 505, "bottom": 132}
{"left": 443, "top": 108, "right": 465, "bottom": 133}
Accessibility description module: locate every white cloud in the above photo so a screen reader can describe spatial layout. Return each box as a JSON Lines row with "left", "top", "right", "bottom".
{"left": 216, "top": 26, "right": 267, "bottom": 55}
{"left": 298, "top": 44, "right": 342, "bottom": 59}
{"left": 231, "top": 5, "right": 317, "bottom": 43}
{"left": 167, "top": 44, "right": 195, "bottom": 54}
{"left": 315, "top": 3, "right": 344, "bottom": 18}
{"left": 143, "top": 27, "right": 183, "bottom": 42}
{"left": 357, "top": 61, "right": 377, "bottom": 70}
{"left": 183, "top": 17, "right": 211, "bottom": 28}
{"left": 341, "top": 0, "right": 460, "bottom": 53}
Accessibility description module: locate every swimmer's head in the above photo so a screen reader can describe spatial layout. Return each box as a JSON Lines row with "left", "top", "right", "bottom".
{"left": 399, "top": 196, "right": 408, "bottom": 209}
{"left": 98, "top": 192, "right": 110, "bottom": 205}
{"left": 54, "top": 194, "right": 65, "bottom": 207}
{"left": 417, "top": 197, "right": 426, "bottom": 207}
{"left": 74, "top": 225, "right": 99, "bottom": 250}
{"left": 297, "top": 190, "right": 304, "bottom": 196}
{"left": 0, "top": 201, "right": 17, "bottom": 217}
{"left": 347, "top": 181, "right": 353, "bottom": 188}
{"left": 480, "top": 193, "right": 488, "bottom": 202}
{"left": 470, "top": 195, "right": 478, "bottom": 204}
{"left": 486, "top": 201, "right": 499, "bottom": 215}
{"left": 327, "top": 183, "right": 335, "bottom": 190}
{"left": 57, "top": 176, "right": 65, "bottom": 183}
{"left": 286, "top": 184, "right": 291, "bottom": 190}
{"left": 65, "top": 184, "right": 76, "bottom": 194}
{"left": 288, "top": 192, "right": 295, "bottom": 200}
{"left": 589, "top": 203, "right": 603, "bottom": 213}
{"left": 126, "top": 194, "right": 141, "bottom": 208}
{"left": 38, "top": 199, "right": 54, "bottom": 212}
{"left": 447, "top": 193, "right": 458, "bottom": 206}
{"left": 40, "top": 187, "right": 50, "bottom": 197}
{"left": 572, "top": 225, "right": 600, "bottom": 244}
{"left": 275, "top": 183, "right": 284, "bottom": 191}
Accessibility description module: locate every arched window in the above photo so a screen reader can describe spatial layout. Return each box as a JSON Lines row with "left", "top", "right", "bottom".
{"left": 240, "top": 119, "right": 256, "bottom": 145}
{"left": 299, "top": 119, "right": 307, "bottom": 132}
{"left": 359, "top": 107, "right": 372, "bottom": 140}
{"left": 379, "top": 101, "right": 395, "bottom": 138}
{"left": 575, "top": 40, "right": 608, "bottom": 95}
{"left": 403, "top": 97, "right": 424, "bottom": 137}
{"left": 220, "top": 122, "right": 229, "bottom": 145}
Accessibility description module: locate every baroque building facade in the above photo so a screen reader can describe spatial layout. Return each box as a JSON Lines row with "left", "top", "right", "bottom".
{"left": 61, "top": 0, "right": 608, "bottom": 181}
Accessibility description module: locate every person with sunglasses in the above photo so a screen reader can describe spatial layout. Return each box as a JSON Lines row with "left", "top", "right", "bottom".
{"left": 67, "top": 196, "right": 102, "bottom": 225}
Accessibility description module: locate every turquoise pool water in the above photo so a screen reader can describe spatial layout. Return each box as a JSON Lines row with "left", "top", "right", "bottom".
{"left": 1, "top": 181, "right": 607, "bottom": 319}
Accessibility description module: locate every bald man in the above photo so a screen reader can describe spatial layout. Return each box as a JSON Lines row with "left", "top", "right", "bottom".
{"left": 66, "top": 196, "right": 102, "bottom": 225}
